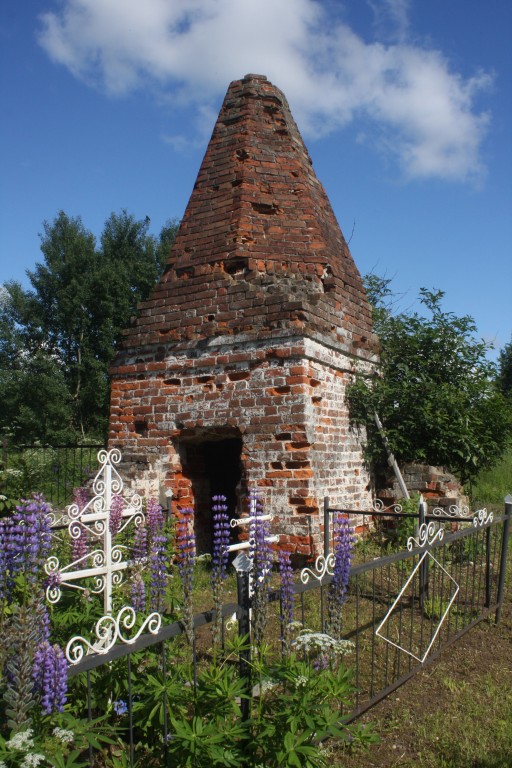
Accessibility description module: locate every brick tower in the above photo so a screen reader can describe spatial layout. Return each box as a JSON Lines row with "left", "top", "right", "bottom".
{"left": 109, "top": 74, "right": 378, "bottom": 556}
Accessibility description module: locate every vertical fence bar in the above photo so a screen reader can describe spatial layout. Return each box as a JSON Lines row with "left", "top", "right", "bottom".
{"left": 485, "top": 523, "right": 492, "bottom": 609}
{"left": 86, "top": 670, "right": 93, "bottom": 768}
{"left": 323, "top": 496, "right": 330, "bottom": 557}
{"left": 370, "top": 567, "right": 376, "bottom": 698}
{"left": 495, "top": 495, "right": 512, "bottom": 624}
{"left": 418, "top": 498, "right": 427, "bottom": 609}
{"left": 354, "top": 573, "right": 360, "bottom": 710}
{"left": 127, "top": 655, "right": 134, "bottom": 768}
{"left": 469, "top": 530, "right": 479, "bottom": 618}
{"left": 492, "top": 524, "right": 500, "bottom": 605}
{"left": 161, "top": 642, "right": 169, "bottom": 766}
{"left": 236, "top": 566, "right": 251, "bottom": 721}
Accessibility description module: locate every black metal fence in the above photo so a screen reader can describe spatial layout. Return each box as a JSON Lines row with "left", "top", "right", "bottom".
{"left": 66, "top": 498, "right": 511, "bottom": 766}
{"left": 1, "top": 442, "right": 104, "bottom": 507}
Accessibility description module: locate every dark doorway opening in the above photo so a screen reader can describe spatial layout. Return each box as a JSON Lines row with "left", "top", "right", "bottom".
{"left": 176, "top": 429, "right": 243, "bottom": 553}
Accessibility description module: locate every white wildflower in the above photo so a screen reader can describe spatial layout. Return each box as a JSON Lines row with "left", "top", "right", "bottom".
{"left": 260, "top": 679, "right": 277, "bottom": 694}
{"left": 21, "top": 754, "right": 46, "bottom": 768}
{"left": 7, "top": 729, "right": 34, "bottom": 750}
{"left": 52, "top": 727, "right": 74, "bottom": 744}
{"left": 292, "top": 632, "right": 354, "bottom": 656}
{"left": 295, "top": 675, "right": 308, "bottom": 688}
{"left": 6, "top": 468, "right": 23, "bottom": 478}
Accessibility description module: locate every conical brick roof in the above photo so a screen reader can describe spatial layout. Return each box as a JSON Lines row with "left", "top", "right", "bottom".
{"left": 120, "top": 74, "right": 375, "bottom": 356}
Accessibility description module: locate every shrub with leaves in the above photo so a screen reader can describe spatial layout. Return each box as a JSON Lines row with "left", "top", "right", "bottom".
{"left": 348, "top": 279, "right": 512, "bottom": 485}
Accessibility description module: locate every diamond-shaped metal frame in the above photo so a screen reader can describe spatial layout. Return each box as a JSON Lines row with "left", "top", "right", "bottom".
{"left": 375, "top": 523, "right": 460, "bottom": 663}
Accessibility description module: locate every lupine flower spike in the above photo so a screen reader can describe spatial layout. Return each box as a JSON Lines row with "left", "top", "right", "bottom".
{"left": 146, "top": 499, "right": 167, "bottom": 611}
{"left": 176, "top": 508, "right": 196, "bottom": 643}
{"left": 71, "top": 487, "right": 89, "bottom": 565}
{"left": 326, "top": 513, "right": 355, "bottom": 641}
{"left": 249, "top": 490, "right": 272, "bottom": 647}
{"left": 32, "top": 641, "right": 68, "bottom": 714}
{"left": 0, "top": 494, "right": 52, "bottom": 599}
{"left": 278, "top": 550, "right": 295, "bottom": 653}
{"left": 211, "top": 495, "right": 230, "bottom": 647}
{"left": 109, "top": 494, "right": 124, "bottom": 535}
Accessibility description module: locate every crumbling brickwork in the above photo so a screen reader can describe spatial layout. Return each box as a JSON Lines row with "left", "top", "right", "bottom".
{"left": 377, "top": 464, "right": 470, "bottom": 513}
{"left": 109, "top": 74, "right": 378, "bottom": 556}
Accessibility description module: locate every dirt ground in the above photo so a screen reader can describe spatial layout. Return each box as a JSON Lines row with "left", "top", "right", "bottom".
{"left": 333, "top": 591, "right": 512, "bottom": 767}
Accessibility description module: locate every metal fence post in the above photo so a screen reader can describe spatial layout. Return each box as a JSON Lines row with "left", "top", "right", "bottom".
{"left": 324, "top": 496, "right": 330, "bottom": 557}
{"left": 418, "top": 497, "right": 428, "bottom": 609}
{"left": 485, "top": 522, "right": 492, "bottom": 609}
{"left": 495, "top": 494, "right": 511, "bottom": 624}
{"left": 233, "top": 552, "right": 252, "bottom": 721}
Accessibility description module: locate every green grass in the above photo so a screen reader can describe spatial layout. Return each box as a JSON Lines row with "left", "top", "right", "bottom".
{"left": 470, "top": 445, "right": 512, "bottom": 508}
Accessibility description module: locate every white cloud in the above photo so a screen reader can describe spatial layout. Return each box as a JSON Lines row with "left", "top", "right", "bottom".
{"left": 37, "top": 0, "right": 493, "bottom": 183}
{"left": 368, "top": 0, "right": 411, "bottom": 42}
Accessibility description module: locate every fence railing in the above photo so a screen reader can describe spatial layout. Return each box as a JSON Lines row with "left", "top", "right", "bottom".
{"left": 1, "top": 442, "right": 105, "bottom": 507}
{"left": 66, "top": 498, "right": 511, "bottom": 766}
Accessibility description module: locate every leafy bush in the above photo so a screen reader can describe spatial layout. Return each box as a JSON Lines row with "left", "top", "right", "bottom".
{"left": 348, "top": 280, "right": 512, "bottom": 485}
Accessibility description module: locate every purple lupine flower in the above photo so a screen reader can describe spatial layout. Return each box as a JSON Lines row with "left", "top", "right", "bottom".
{"left": 313, "top": 654, "right": 330, "bottom": 671}
{"left": 145, "top": 499, "right": 167, "bottom": 611}
{"left": 71, "top": 524, "right": 88, "bottom": 566}
{"left": 34, "top": 599, "right": 51, "bottom": 646}
{"left": 2, "top": 495, "right": 53, "bottom": 591}
{"left": 0, "top": 514, "right": 20, "bottom": 599}
{"left": 211, "top": 495, "right": 230, "bottom": 584}
{"left": 46, "top": 571, "right": 61, "bottom": 592}
{"left": 133, "top": 520, "right": 148, "bottom": 561}
{"left": 176, "top": 508, "right": 195, "bottom": 591}
{"left": 109, "top": 494, "right": 124, "bottom": 535}
{"left": 249, "top": 490, "right": 272, "bottom": 646}
{"left": 147, "top": 498, "right": 164, "bottom": 543}
{"left": 32, "top": 641, "right": 68, "bottom": 715}
{"left": 73, "top": 486, "right": 90, "bottom": 511}
{"left": 150, "top": 535, "right": 167, "bottom": 611}
{"left": 18, "top": 495, "right": 52, "bottom": 575}
{"left": 113, "top": 699, "right": 128, "bottom": 715}
{"left": 326, "top": 514, "right": 355, "bottom": 640}
{"left": 278, "top": 550, "right": 295, "bottom": 652}
{"left": 0, "top": 518, "right": 13, "bottom": 599}
{"left": 71, "top": 487, "right": 89, "bottom": 565}
{"left": 131, "top": 571, "right": 146, "bottom": 612}
{"left": 331, "top": 515, "right": 355, "bottom": 601}
{"left": 249, "top": 490, "right": 272, "bottom": 584}
{"left": 210, "top": 495, "right": 230, "bottom": 647}
{"left": 176, "top": 508, "right": 195, "bottom": 643}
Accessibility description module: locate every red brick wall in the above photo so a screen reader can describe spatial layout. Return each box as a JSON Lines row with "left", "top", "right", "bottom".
{"left": 110, "top": 335, "right": 373, "bottom": 557}
{"left": 118, "top": 74, "right": 376, "bottom": 358}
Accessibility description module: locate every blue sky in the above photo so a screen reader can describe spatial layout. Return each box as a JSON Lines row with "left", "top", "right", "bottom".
{"left": 1, "top": 0, "right": 511, "bottom": 358}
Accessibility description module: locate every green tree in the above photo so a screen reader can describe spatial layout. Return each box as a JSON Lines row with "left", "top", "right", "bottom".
{"left": 0, "top": 210, "right": 178, "bottom": 443}
{"left": 348, "top": 279, "right": 512, "bottom": 485}
{"left": 28, "top": 212, "right": 100, "bottom": 435}
{"left": 0, "top": 283, "right": 74, "bottom": 443}
{"left": 497, "top": 337, "right": 512, "bottom": 398}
